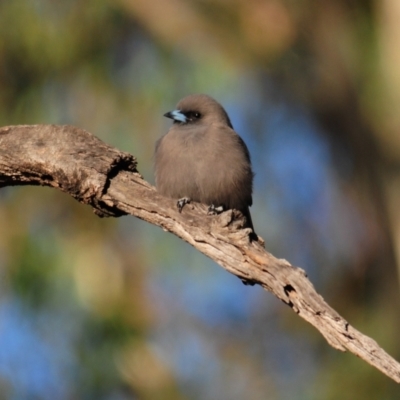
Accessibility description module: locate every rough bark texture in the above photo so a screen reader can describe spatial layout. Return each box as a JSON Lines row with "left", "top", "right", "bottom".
{"left": 0, "top": 124, "right": 399, "bottom": 383}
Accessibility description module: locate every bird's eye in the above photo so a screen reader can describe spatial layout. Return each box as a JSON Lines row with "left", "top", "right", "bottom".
{"left": 186, "top": 111, "right": 201, "bottom": 121}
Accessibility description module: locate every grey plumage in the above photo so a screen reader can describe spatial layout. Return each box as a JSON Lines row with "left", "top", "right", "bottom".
{"left": 154, "top": 94, "right": 255, "bottom": 233}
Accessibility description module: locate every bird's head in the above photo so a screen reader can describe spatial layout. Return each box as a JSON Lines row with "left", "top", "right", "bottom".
{"left": 163, "top": 94, "right": 233, "bottom": 128}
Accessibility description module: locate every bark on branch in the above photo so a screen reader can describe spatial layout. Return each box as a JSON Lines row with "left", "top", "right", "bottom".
{"left": 0, "top": 124, "right": 399, "bottom": 383}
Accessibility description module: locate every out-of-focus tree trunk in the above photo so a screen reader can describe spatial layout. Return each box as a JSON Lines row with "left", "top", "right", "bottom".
{"left": 376, "top": 0, "right": 400, "bottom": 287}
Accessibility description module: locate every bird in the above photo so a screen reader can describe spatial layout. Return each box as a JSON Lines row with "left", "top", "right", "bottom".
{"left": 154, "top": 94, "right": 256, "bottom": 237}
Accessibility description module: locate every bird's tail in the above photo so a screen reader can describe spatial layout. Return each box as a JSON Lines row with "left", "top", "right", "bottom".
{"left": 242, "top": 206, "right": 257, "bottom": 241}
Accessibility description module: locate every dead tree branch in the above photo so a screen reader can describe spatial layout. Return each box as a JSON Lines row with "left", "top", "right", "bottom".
{"left": 0, "top": 124, "right": 399, "bottom": 383}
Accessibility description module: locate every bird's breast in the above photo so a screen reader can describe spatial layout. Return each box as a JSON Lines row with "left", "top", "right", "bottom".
{"left": 155, "top": 125, "right": 252, "bottom": 209}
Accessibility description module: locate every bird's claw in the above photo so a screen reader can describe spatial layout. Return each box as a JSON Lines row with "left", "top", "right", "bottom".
{"left": 208, "top": 204, "right": 225, "bottom": 215}
{"left": 177, "top": 197, "right": 191, "bottom": 213}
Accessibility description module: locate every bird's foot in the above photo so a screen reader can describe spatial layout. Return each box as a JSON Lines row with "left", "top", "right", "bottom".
{"left": 177, "top": 197, "right": 191, "bottom": 213}
{"left": 208, "top": 204, "right": 225, "bottom": 215}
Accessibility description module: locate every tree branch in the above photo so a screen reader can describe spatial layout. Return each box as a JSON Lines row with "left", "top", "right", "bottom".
{"left": 1, "top": 124, "right": 399, "bottom": 383}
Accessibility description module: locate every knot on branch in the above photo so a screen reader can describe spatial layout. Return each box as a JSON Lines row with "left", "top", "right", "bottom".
{"left": 0, "top": 124, "right": 138, "bottom": 217}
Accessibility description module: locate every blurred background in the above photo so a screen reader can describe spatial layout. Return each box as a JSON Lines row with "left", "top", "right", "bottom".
{"left": 0, "top": 0, "right": 399, "bottom": 398}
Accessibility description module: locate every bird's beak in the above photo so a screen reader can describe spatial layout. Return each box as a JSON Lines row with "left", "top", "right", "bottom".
{"left": 164, "top": 110, "right": 187, "bottom": 123}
